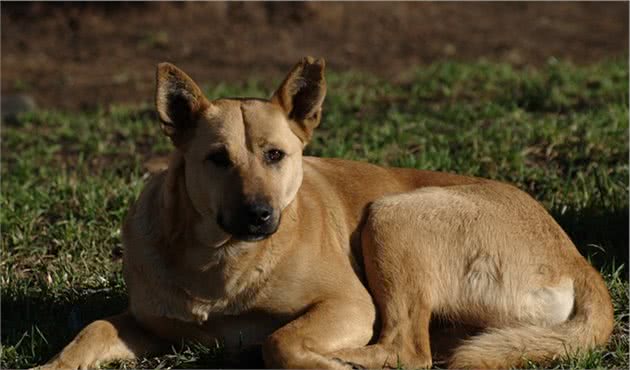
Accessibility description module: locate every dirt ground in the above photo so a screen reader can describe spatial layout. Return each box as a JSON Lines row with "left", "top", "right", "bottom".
{"left": 1, "top": 2, "right": 628, "bottom": 111}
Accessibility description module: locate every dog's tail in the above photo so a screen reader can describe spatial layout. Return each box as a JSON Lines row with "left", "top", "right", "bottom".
{"left": 449, "top": 264, "right": 614, "bottom": 369}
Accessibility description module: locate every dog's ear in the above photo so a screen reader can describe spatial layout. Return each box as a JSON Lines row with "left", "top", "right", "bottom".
{"left": 156, "top": 62, "right": 209, "bottom": 145}
{"left": 271, "top": 57, "right": 326, "bottom": 143}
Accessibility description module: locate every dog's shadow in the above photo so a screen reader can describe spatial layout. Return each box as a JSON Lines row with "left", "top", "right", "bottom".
{"left": 1, "top": 286, "right": 128, "bottom": 367}
{"left": 1, "top": 285, "right": 475, "bottom": 368}
{"left": 552, "top": 204, "right": 629, "bottom": 275}
{"left": 1, "top": 287, "right": 262, "bottom": 368}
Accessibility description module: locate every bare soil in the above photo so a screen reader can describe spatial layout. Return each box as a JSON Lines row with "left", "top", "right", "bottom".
{"left": 1, "top": 1, "right": 628, "bottom": 111}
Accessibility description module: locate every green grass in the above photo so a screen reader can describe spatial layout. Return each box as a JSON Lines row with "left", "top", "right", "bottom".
{"left": 1, "top": 59, "right": 628, "bottom": 369}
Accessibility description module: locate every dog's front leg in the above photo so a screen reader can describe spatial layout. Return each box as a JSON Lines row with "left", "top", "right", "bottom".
{"left": 262, "top": 299, "right": 376, "bottom": 369}
{"left": 39, "top": 311, "right": 167, "bottom": 370}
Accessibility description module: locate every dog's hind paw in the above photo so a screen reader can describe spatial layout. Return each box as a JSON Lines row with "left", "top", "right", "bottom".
{"left": 332, "top": 357, "right": 368, "bottom": 370}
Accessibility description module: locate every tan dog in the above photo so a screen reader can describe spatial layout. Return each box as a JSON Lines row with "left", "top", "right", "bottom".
{"left": 42, "top": 57, "right": 613, "bottom": 369}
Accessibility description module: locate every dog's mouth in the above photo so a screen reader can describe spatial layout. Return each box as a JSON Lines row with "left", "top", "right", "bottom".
{"left": 232, "top": 233, "right": 270, "bottom": 242}
{"left": 217, "top": 214, "right": 279, "bottom": 242}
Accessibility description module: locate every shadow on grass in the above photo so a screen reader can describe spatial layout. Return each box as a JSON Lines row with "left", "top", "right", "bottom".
{"left": 1, "top": 287, "right": 128, "bottom": 367}
{"left": 552, "top": 205, "right": 629, "bottom": 278}
{"left": 0, "top": 286, "right": 265, "bottom": 368}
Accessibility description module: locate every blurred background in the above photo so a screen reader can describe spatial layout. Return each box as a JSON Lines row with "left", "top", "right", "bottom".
{"left": 1, "top": 1, "right": 628, "bottom": 112}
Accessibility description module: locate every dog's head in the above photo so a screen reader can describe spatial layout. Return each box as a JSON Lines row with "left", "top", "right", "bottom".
{"left": 155, "top": 57, "right": 326, "bottom": 242}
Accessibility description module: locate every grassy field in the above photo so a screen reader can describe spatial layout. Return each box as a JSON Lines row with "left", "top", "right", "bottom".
{"left": 1, "top": 59, "right": 628, "bottom": 369}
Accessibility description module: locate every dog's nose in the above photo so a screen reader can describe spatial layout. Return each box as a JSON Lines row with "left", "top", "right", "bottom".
{"left": 246, "top": 203, "right": 273, "bottom": 227}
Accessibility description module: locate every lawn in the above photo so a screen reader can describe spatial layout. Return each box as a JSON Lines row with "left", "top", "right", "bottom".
{"left": 1, "top": 59, "right": 628, "bottom": 369}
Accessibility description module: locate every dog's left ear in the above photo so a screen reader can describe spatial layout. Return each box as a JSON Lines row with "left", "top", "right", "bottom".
{"left": 271, "top": 57, "right": 326, "bottom": 143}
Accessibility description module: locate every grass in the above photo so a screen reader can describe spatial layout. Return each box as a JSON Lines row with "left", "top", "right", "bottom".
{"left": 1, "top": 58, "right": 628, "bottom": 369}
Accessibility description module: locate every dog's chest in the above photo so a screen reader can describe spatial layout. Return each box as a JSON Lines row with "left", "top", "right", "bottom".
{"left": 176, "top": 244, "right": 318, "bottom": 323}
{"left": 171, "top": 261, "right": 265, "bottom": 321}
{"left": 127, "top": 244, "right": 266, "bottom": 324}
{"left": 128, "top": 227, "right": 317, "bottom": 330}
{"left": 178, "top": 241, "right": 293, "bottom": 320}
{"left": 183, "top": 268, "right": 269, "bottom": 318}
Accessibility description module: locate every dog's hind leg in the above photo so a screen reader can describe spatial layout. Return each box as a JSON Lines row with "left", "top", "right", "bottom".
{"left": 329, "top": 194, "right": 446, "bottom": 368}
{"left": 39, "top": 311, "right": 167, "bottom": 370}
{"left": 329, "top": 199, "right": 436, "bottom": 369}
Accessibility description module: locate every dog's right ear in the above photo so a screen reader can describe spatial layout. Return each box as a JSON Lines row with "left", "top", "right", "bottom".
{"left": 156, "top": 63, "right": 209, "bottom": 144}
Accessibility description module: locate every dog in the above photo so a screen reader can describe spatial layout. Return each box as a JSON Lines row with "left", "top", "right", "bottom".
{"left": 41, "top": 57, "right": 613, "bottom": 369}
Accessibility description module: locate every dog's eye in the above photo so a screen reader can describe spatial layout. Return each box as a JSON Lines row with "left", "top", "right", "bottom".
{"left": 206, "top": 149, "right": 231, "bottom": 168}
{"left": 265, "top": 149, "right": 285, "bottom": 163}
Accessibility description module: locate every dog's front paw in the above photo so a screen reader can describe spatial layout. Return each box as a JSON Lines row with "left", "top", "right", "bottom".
{"left": 34, "top": 356, "right": 95, "bottom": 370}
{"left": 32, "top": 361, "right": 75, "bottom": 370}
